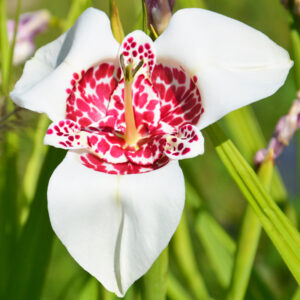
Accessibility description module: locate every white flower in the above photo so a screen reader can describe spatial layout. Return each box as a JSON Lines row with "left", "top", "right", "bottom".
{"left": 10, "top": 8, "right": 292, "bottom": 296}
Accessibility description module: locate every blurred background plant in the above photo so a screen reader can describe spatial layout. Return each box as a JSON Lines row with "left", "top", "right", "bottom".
{"left": 0, "top": 0, "right": 300, "bottom": 299}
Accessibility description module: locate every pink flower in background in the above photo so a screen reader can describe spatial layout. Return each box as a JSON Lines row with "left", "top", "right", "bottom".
{"left": 10, "top": 7, "right": 292, "bottom": 296}
{"left": 7, "top": 10, "right": 50, "bottom": 65}
{"left": 255, "top": 92, "right": 300, "bottom": 165}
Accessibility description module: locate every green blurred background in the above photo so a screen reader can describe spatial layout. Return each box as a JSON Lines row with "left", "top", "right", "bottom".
{"left": 2, "top": 0, "right": 300, "bottom": 299}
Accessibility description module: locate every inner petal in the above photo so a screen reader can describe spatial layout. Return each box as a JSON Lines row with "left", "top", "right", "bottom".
{"left": 164, "top": 124, "right": 204, "bottom": 159}
{"left": 44, "top": 119, "right": 89, "bottom": 149}
{"left": 66, "top": 62, "right": 121, "bottom": 127}
{"left": 152, "top": 63, "right": 204, "bottom": 128}
{"left": 119, "top": 30, "right": 156, "bottom": 76}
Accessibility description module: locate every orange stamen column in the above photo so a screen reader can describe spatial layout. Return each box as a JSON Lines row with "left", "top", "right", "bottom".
{"left": 124, "top": 79, "right": 140, "bottom": 148}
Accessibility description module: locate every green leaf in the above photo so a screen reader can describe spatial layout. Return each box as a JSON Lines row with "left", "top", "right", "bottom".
{"left": 141, "top": 247, "right": 168, "bottom": 300}
{"left": 205, "top": 123, "right": 300, "bottom": 285}
{"left": 4, "top": 148, "right": 65, "bottom": 300}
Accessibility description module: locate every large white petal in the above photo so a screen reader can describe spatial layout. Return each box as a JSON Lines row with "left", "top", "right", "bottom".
{"left": 48, "top": 151, "right": 185, "bottom": 296}
{"left": 155, "top": 8, "right": 293, "bottom": 129}
{"left": 10, "top": 8, "right": 119, "bottom": 122}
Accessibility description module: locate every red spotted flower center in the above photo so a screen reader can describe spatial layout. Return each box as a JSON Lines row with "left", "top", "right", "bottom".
{"left": 45, "top": 32, "right": 204, "bottom": 175}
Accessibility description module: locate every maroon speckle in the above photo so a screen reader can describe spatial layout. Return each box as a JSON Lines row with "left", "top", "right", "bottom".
{"left": 182, "top": 148, "right": 191, "bottom": 155}
{"left": 138, "top": 45, "right": 144, "bottom": 53}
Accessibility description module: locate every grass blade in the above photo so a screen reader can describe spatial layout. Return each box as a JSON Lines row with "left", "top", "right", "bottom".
{"left": 205, "top": 123, "right": 300, "bottom": 284}
{"left": 226, "top": 151, "right": 273, "bottom": 300}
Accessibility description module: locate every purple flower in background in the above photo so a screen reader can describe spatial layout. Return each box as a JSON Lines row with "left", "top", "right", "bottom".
{"left": 255, "top": 91, "right": 300, "bottom": 166}
{"left": 145, "top": 0, "right": 175, "bottom": 34}
{"left": 7, "top": 10, "right": 50, "bottom": 65}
